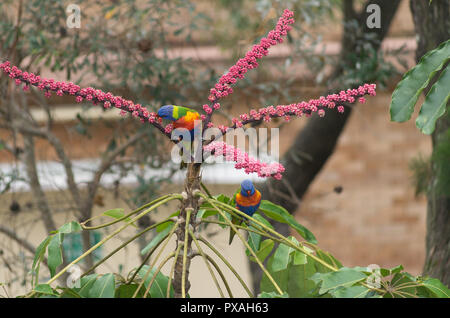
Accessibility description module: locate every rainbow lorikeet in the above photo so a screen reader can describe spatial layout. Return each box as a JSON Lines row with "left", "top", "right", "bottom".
{"left": 229, "top": 179, "right": 262, "bottom": 245}
{"left": 157, "top": 105, "right": 200, "bottom": 138}
{"left": 157, "top": 105, "right": 201, "bottom": 168}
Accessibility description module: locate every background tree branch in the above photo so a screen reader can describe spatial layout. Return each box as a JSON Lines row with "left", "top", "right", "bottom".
{"left": 252, "top": 0, "right": 401, "bottom": 294}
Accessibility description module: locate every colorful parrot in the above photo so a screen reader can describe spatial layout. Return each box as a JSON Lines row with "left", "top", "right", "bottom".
{"left": 229, "top": 179, "right": 262, "bottom": 245}
{"left": 157, "top": 105, "right": 200, "bottom": 138}
{"left": 157, "top": 105, "right": 201, "bottom": 169}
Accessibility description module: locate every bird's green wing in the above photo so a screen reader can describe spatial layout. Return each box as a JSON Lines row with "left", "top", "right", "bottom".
{"left": 173, "top": 105, "right": 197, "bottom": 119}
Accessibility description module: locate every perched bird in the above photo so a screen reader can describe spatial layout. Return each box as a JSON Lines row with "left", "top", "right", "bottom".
{"left": 157, "top": 105, "right": 200, "bottom": 169}
{"left": 229, "top": 179, "right": 262, "bottom": 245}
{"left": 157, "top": 105, "right": 200, "bottom": 138}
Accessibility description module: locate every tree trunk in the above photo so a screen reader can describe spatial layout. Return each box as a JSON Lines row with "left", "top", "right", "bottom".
{"left": 172, "top": 163, "right": 201, "bottom": 297}
{"left": 410, "top": 0, "right": 450, "bottom": 287}
{"left": 252, "top": 0, "right": 401, "bottom": 294}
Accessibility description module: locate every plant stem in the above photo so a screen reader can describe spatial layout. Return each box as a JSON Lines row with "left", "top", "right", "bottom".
{"left": 189, "top": 230, "right": 227, "bottom": 297}
{"left": 167, "top": 245, "right": 182, "bottom": 298}
{"left": 143, "top": 252, "right": 176, "bottom": 298}
{"left": 81, "top": 194, "right": 178, "bottom": 230}
{"left": 204, "top": 198, "right": 283, "bottom": 295}
{"left": 26, "top": 195, "right": 178, "bottom": 298}
{"left": 198, "top": 236, "right": 253, "bottom": 297}
{"left": 132, "top": 222, "right": 179, "bottom": 297}
{"left": 83, "top": 218, "right": 174, "bottom": 277}
{"left": 181, "top": 208, "right": 192, "bottom": 298}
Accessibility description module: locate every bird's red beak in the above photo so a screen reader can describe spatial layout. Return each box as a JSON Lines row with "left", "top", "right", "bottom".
{"left": 247, "top": 190, "right": 251, "bottom": 196}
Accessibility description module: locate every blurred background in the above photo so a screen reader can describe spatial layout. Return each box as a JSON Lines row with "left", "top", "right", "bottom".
{"left": 0, "top": 0, "right": 437, "bottom": 297}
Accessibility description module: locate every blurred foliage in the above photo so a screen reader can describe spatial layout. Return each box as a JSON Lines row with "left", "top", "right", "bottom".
{"left": 331, "top": 19, "right": 408, "bottom": 89}
{"left": 0, "top": 0, "right": 213, "bottom": 206}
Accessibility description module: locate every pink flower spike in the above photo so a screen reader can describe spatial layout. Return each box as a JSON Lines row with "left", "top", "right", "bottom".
{"left": 203, "top": 141, "right": 285, "bottom": 179}
{"left": 206, "top": 10, "right": 295, "bottom": 105}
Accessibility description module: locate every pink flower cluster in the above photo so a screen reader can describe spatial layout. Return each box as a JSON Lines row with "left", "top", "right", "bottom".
{"left": 230, "top": 83, "right": 376, "bottom": 128}
{"left": 0, "top": 9, "right": 380, "bottom": 181}
{"left": 205, "top": 9, "right": 295, "bottom": 111}
{"left": 0, "top": 61, "right": 168, "bottom": 133}
{"left": 203, "top": 141, "right": 285, "bottom": 180}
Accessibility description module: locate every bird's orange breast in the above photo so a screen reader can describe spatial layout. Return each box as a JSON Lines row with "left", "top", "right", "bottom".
{"left": 173, "top": 112, "right": 200, "bottom": 131}
{"left": 236, "top": 190, "right": 261, "bottom": 206}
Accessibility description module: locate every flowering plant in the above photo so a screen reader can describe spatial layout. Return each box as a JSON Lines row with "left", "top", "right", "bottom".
{"left": 3, "top": 8, "right": 444, "bottom": 300}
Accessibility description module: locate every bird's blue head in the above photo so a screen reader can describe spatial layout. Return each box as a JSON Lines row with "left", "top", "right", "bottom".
{"left": 157, "top": 105, "right": 175, "bottom": 121}
{"left": 240, "top": 179, "right": 255, "bottom": 197}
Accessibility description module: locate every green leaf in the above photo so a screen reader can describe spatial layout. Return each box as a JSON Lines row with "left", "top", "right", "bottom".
{"left": 420, "top": 278, "right": 450, "bottom": 298}
{"left": 250, "top": 239, "right": 274, "bottom": 263}
{"left": 88, "top": 273, "right": 115, "bottom": 298}
{"left": 58, "top": 221, "right": 82, "bottom": 234}
{"left": 214, "top": 194, "right": 231, "bottom": 204}
{"left": 416, "top": 64, "right": 450, "bottom": 134}
{"left": 258, "top": 291, "right": 289, "bottom": 298}
{"left": 390, "top": 39, "right": 450, "bottom": 122}
{"left": 156, "top": 211, "right": 179, "bottom": 232}
{"left": 386, "top": 273, "right": 417, "bottom": 298}
{"left": 311, "top": 267, "right": 368, "bottom": 295}
{"left": 32, "top": 236, "right": 51, "bottom": 272}
{"left": 73, "top": 274, "right": 98, "bottom": 298}
{"left": 34, "top": 284, "right": 58, "bottom": 296}
{"left": 218, "top": 210, "right": 231, "bottom": 228}
{"left": 259, "top": 200, "right": 317, "bottom": 244}
{"left": 330, "top": 285, "right": 370, "bottom": 298}
{"left": 287, "top": 259, "right": 318, "bottom": 297}
{"left": 137, "top": 265, "right": 174, "bottom": 298}
{"left": 58, "top": 288, "right": 82, "bottom": 298}
{"left": 141, "top": 223, "right": 174, "bottom": 255}
{"left": 315, "top": 249, "right": 343, "bottom": 269}
{"left": 196, "top": 208, "right": 217, "bottom": 219}
{"left": 47, "top": 233, "right": 64, "bottom": 277}
{"left": 380, "top": 265, "right": 403, "bottom": 277}
{"left": 261, "top": 253, "right": 318, "bottom": 297}
{"left": 272, "top": 241, "right": 294, "bottom": 272}
{"left": 103, "top": 208, "right": 132, "bottom": 223}
{"left": 293, "top": 251, "right": 307, "bottom": 265}
{"left": 251, "top": 213, "right": 274, "bottom": 231}
{"left": 103, "top": 208, "right": 124, "bottom": 218}
{"left": 115, "top": 283, "right": 145, "bottom": 298}
{"left": 245, "top": 227, "right": 261, "bottom": 257}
